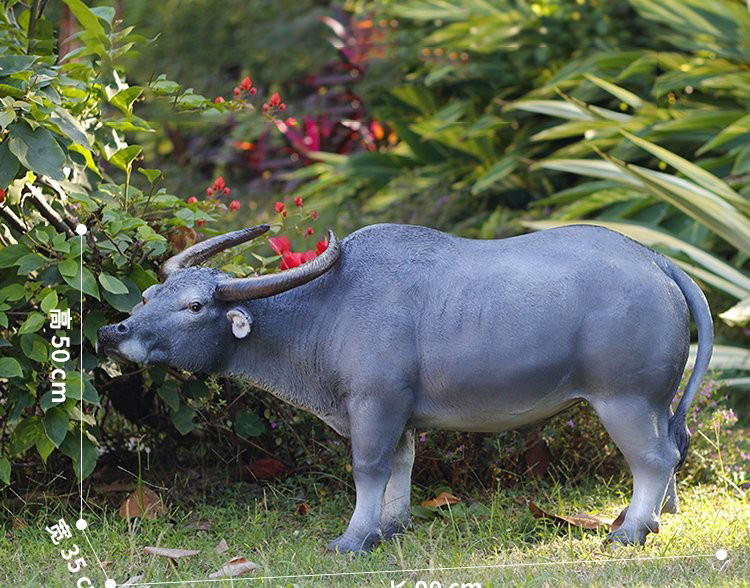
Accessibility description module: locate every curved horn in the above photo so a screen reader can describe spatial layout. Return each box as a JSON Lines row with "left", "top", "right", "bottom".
{"left": 160, "top": 225, "right": 270, "bottom": 280}
{"left": 215, "top": 229, "right": 341, "bottom": 301}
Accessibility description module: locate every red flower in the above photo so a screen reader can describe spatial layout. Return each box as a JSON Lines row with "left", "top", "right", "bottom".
{"left": 206, "top": 188, "right": 214, "bottom": 196}
{"left": 240, "top": 76, "right": 253, "bottom": 91}
{"left": 279, "top": 103, "right": 286, "bottom": 111}
{"left": 269, "top": 236, "right": 291, "bottom": 255}
{"left": 285, "top": 117, "right": 297, "bottom": 126}
{"left": 213, "top": 176, "right": 225, "bottom": 191}
{"left": 196, "top": 219, "right": 205, "bottom": 227}
{"left": 305, "top": 227, "right": 314, "bottom": 236}
{"left": 269, "top": 92, "right": 281, "bottom": 107}
{"left": 214, "top": 96, "right": 225, "bottom": 104}
{"left": 0, "top": 188, "right": 5, "bottom": 203}
{"left": 249, "top": 87, "right": 257, "bottom": 95}
{"left": 187, "top": 196, "right": 198, "bottom": 203}
{"left": 229, "top": 200, "right": 240, "bottom": 211}
{"left": 280, "top": 251, "right": 304, "bottom": 270}
{"left": 316, "top": 237, "right": 328, "bottom": 255}
{"left": 274, "top": 201, "right": 285, "bottom": 214}
{"left": 311, "top": 210, "right": 319, "bottom": 220}
{"left": 294, "top": 196, "right": 304, "bottom": 207}
{"left": 301, "top": 250, "right": 316, "bottom": 263}
{"left": 233, "top": 87, "right": 241, "bottom": 97}
{"left": 223, "top": 187, "right": 230, "bottom": 195}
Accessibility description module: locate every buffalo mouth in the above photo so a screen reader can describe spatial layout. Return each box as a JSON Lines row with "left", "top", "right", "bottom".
{"left": 95, "top": 338, "right": 130, "bottom": 363}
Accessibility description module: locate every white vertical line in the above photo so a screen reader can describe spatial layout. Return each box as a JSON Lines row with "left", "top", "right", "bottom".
{"left": 79, "top": 231, "right": 83, "bottom": 519}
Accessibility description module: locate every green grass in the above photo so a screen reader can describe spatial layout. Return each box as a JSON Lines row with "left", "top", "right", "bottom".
{"left": 2, "top": 476, "right": 748, "bottom": 588}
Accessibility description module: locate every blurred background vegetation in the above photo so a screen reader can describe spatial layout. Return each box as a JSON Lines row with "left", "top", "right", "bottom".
{"left": 1, "top": 0, "right": 748, "bottom": 507}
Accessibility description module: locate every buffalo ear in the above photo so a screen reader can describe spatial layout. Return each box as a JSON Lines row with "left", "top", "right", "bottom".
{"left": 226, "top": 308, "right": 253, "bottom": 339}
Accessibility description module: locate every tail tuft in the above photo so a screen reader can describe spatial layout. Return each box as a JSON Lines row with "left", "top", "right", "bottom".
{"left": 668, "top": 412, "right": 691, "bottom": 472}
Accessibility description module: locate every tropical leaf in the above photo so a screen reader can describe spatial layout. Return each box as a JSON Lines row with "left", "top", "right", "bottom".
{"left": 522, "top": 219, "right": 750, "bottom": 299}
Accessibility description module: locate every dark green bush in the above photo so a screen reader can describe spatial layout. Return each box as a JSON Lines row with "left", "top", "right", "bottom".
{"left": 0, "top": 0, "right": 307, "bottom": 488}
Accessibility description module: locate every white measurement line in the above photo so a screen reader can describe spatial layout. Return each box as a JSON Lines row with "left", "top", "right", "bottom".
{"left": 123, "top": 552, "right": 721, "bottom": 587}
{"left": 77, "top": 224, "right": 85, "bottom": 519}
{"left": 81, "top": 527, "right": 113, "bottom": 584}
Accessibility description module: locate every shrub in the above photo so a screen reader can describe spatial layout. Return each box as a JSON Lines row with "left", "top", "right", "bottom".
{"left": 0, "top": 1, "right": 317, "bottom": 489}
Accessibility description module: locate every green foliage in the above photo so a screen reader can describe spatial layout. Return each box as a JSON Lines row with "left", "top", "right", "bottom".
{"left": 295, "top": 0, "right": 650, "bottom": 232}
{"left": 0, "top": 1, "right": 246, "bottom": 487}
{"left": 512, "top": 0, "right": 750, "bottom": 330}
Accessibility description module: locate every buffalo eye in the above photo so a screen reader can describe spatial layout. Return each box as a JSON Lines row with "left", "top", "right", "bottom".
{"left": 188, "top": 301, "right": 203, "bottom": 313}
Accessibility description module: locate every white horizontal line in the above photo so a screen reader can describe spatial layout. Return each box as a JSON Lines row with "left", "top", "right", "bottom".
{"left": 125, "top": 552, "right": 717, "bottom": 586}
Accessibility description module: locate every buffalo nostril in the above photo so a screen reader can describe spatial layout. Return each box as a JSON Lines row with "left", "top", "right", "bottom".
{"left": 116, "top": 323, "right": 129, "bottom": 334}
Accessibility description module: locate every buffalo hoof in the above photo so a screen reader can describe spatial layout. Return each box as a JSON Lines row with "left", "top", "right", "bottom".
{"left": 606, "top": 525, "right": 650, "bottom": 546}
{"left": 326, "top": 532, "right": 380, "bottom": 554}
{"left": 381, "top": 517, "right": 412, "bottom": 540}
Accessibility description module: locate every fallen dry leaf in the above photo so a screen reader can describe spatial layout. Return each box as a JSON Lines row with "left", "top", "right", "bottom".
{"left": 118, "top": 487, "right": 165, "bottom": 519}
{"left": 242, "top": 458, "right": 290, "bottom": 481}
{"left": 421, "top": 492, "right": 461, "bottom": 508}
{"left": 294, "top": 502, "right": 310, "bottom": 516}
{"left": 610, "top": 508, "right": 627, "bottom": 532}
{"left": 168, "top": 226, "right": 197, "bottom": 252}
{"left": 529, "top": 501, "right": 617, "bottom": 531}
{"left": 208, "top": 556, "right": 258, "bottom": 578}
{"left": 214, "top": 539, "right": 229, "bottom": 555}
{"left": 144, "top": 546, "right": 200, "bottom": 559}
{"left": 523, "top": 430, "right": 551, "bottom": 478}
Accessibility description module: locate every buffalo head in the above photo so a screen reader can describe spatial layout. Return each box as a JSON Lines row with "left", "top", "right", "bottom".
{"left": 97, "top": 224, "right": 340, "bottom": 371}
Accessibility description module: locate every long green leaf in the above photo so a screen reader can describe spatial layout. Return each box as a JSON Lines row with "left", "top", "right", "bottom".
{"left": 533, "top": 159, "right": 641, "bottom": 186}
{"left": 621, "top": 131, "right": 749, "bottom": 213}
{"left": 688, "top": 344, "right": 750, "bottom": 372}
{"left": 719, "top": 296, "right": 750, "bottom": 327}
{"left": 584, "top": 74, "right": 645, "bottom": 109}
{"left": 522, "top": 219, "right": 750, "bottom": 298}
{"left": 624, "top": 164, "right": 750, "bottom": 255}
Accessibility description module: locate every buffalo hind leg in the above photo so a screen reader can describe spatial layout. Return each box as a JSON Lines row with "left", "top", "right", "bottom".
{"left": 661, "top": 474, "right": 679, "bottom": 514}
{"left": 591, "top": 396, "right": 680, "bottom": 545}
{"left": 380, "top": 429, "right": 415, "bottom": 540}
{"left": 327, "top": 395, "right": 410, "bottom": 553}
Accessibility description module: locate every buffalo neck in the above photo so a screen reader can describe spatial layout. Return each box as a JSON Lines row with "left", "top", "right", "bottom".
{"left": 219, "top": 286, "right": 342, "bottom": 419}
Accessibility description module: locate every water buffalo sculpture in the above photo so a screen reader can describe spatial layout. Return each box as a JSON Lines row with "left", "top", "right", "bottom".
{"left": 97, "top": 223, "right": 713, "bottom": 552}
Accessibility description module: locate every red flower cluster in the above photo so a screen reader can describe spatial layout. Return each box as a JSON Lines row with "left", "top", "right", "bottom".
{"left": 263, "top": 92, "right": 286, "bottom": 114}
{"left": 274, "top": 201, "right": 287, "bottom": 217}
{"left": 294, "top": 196, "right": 304, "bottom": 207}
{"left": 269, "top": 236, "right": 329, "bottom": 271}
{"left": 232, "top": 76, "right": 256, "bottom": 98}
{"left": 187, "top": 196, "right": 198, "bottom": 203}
{"left": 229, "top": 199, "right": 241, "bottom": 211}
{"left": 214, "top": 96, "right": 225, "bottom": 104}
{"left": 207, "top": 176, "right": 230, "bottom": 197}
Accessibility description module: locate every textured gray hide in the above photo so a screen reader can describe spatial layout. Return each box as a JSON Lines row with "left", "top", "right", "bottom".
{"left": 98, "top": 223, "right": 713, "bottom": 552}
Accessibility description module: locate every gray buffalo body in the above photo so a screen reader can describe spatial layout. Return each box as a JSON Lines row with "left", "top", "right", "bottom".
{"left": 98, "top": 223, "right": 713, "bottom": 552}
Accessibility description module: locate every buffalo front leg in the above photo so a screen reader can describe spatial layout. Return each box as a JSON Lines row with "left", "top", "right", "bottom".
{"left": 327, "top": 396, "right": 410, "bottom": 553}
{"left": 381, "top": 429, "right": 415, "bottom": 539}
